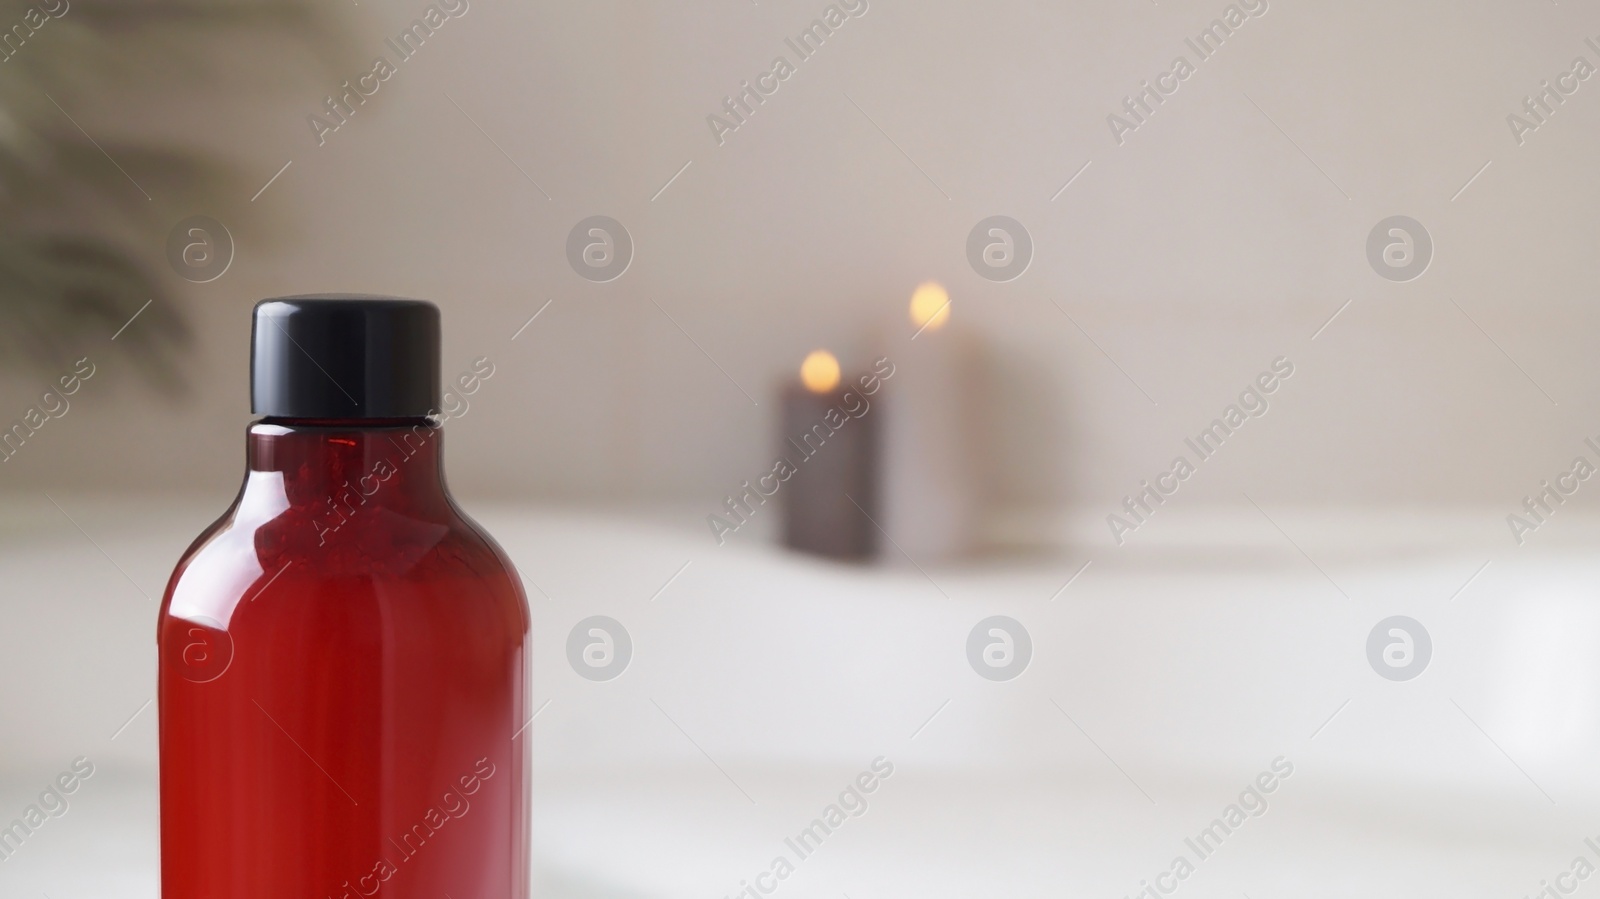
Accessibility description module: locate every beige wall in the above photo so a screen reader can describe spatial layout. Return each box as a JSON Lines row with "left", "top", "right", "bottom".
{"left": 5, "top": 0, "right": 1599, "bottom": 509}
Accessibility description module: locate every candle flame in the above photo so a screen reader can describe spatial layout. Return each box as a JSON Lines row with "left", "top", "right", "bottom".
{"left": 800, "top": 350, "right": 841, "bottom": 393}
{"left": 909, "top": 281, "right": 950, "bottom": 331}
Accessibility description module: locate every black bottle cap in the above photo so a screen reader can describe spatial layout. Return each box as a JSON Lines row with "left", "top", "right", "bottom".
{"left": 251, "top": 295, "right": 441, "bottom": 419}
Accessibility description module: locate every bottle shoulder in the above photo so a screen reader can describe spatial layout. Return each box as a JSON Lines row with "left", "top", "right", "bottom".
{"left": 159, "top": 496, "right": 527, "bottom": 631}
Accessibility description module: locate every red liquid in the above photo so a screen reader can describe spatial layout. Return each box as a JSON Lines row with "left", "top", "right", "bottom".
{"left": 158, "top": 420, "right": 529, "bottom": 899}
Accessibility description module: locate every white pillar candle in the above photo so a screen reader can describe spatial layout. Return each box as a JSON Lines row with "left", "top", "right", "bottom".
{"left": 879, "top": 282, "right": 981, "bottom": 562}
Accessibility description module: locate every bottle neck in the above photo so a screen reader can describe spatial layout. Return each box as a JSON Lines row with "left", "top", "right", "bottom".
{"left": 244, "top": 418, "right": 451, "bottom": 527}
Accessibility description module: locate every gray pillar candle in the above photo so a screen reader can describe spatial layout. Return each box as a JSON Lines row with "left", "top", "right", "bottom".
{"left": 779, "top": 350, "right": 883, "bottom": 560}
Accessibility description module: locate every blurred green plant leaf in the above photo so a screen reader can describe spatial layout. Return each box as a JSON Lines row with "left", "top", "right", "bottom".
{"left": 0, "top": 0, "right": 354, "bottom": 391}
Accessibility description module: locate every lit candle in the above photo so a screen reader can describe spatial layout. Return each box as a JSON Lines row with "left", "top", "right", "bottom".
{"left": 880, "top": 281, "right": 980, "bottom": 560}
{"left": 779, "top": 349, "right": 881, "bottom": 559}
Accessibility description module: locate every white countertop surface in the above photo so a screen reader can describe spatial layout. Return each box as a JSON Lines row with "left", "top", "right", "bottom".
{"left": 2, "top": 497, "right": 1597, "bottom": 897}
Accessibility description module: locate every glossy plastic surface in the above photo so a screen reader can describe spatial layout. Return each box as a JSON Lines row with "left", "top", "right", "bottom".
{"left": 158, "top": 420, "right": 529, "bottom": 899}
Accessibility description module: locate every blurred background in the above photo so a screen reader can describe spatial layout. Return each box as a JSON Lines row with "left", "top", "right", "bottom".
{"left": 6, "top": 0, "right": 1600, "bottom": 896}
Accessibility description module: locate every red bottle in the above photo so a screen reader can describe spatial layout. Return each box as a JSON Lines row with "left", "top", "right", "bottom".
{"left": 158, "top": 296, "right": 529, "bottom": 899}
